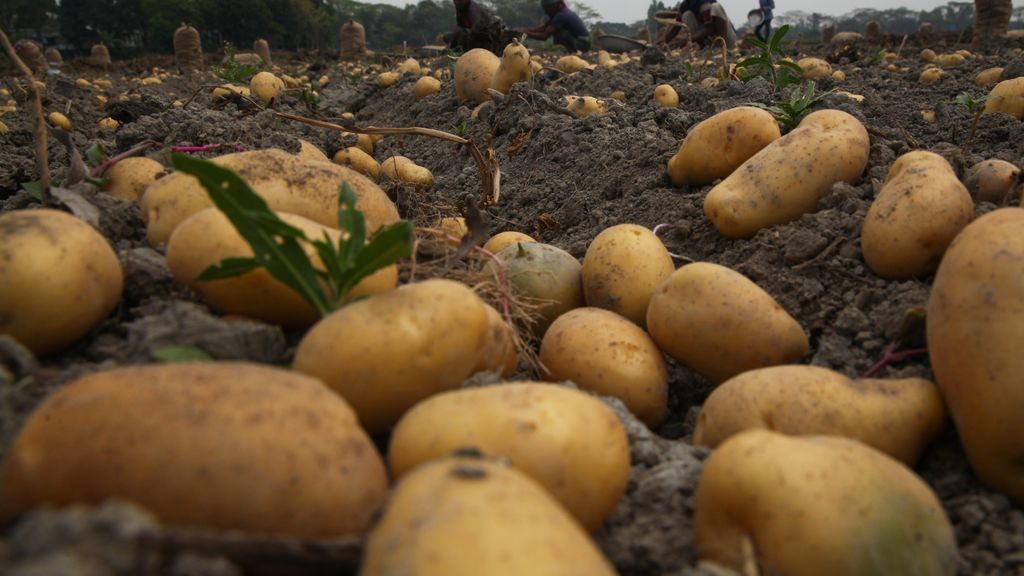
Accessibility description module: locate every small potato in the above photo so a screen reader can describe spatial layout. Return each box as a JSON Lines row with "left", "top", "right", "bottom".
{"left": 0, "top": 363, "right": 388, "bottom": 538}
{"left": 668, "top": 106, "right": 781, "bottom": 187}
{"left": 934, "top": 53, "right": 964, "bottom": 68}
{"left": 293, "top": 279, "right": 491, "bottom": 434}
{"left": 861, "top": 151, "right": 973, "bottom": 279}
{"left": 964, "top": 159, "right": 1020, "bottom": 203}
{"left": 984, "top": 77, "right": 1024, "bottom": 119}
{"left": 654, "top": 83, "right": 678, "bottom": 108}
{"left": 609, "top": 90, "right": 626, "bottom": 102}
{"left": 704, "top": 110, "right": 869, "bottom": 239}
{"left": 455, "top": 48, "right": 500, "bottom": 103}
{"left": 975, "top": 67, "right": 1004, "bottom": 87}
{"left": 75, "top": 78, "right": 91, "bottom": 88}
{"left": 0, "top": 210, "right": 123, "bottom": 356}
{"left": 388, "top": 383, "right": 630, "bottom": 530}
{"left": 211, "top": 83, "right": 250, "bottom": 100}
{"left": 646, "top": 262, "right": 808, "bottom": 384}
{"left": 565, "top": 95, "right": 604, "bottom": 118}
{"left": 437, "top": 216, "right": 467, "bottom": 242}
{"left": 581, "top": 223, "right": 675, "bottom": 326}
{"left": 249, "top": 71, "right": 284, "bottom": 104}
{"left": 355, "top": 132, "right": 381, "bottom": 155}
{"left": 919, "top": 67, "right": 943, "bottom": 84}
{"left": 693, "top": 365, "right": 946, "bottom": 465}
{"left": 483, "top": 231, "right": 535, "bottom": 254}
{"left": 47, "top": 111, "right": 71, "bottom": 130}
{"left": 920, "top": 48, "right": 937, "bottom": 61}
{"left": 139, "top": 76, "right": 161, "bottom": 86}
{"left": 333, "top": 146, "right": 380, "bottom": 180}
{"left": 695, "top": 430, "right": 957, "bottom": 576}
{"left": 377, "top": 71, "right": 400, "bottom": 88}
{"left": 381, "top": 155, "right": 434, "bottom": 188}
{"left": 831, "top": 70, "right": 846, "bottom": 81}
{"left": 490, "top": 242, "right": 584, "bottom": 337}
{"left": 541, "top": 308, "right": 668, "bottom": 428}
{"left": 395, "top": 57, "right": 421, "bottom": 75}
{"left": 700, "top": 77, "right": 719, "bottom": 88}
{"left": 491, "top": 38, "right": 532, "bottom": 95}
{"left": 797, "top": 57, "right": 832, "bottom": 79}
{"left": 413, "top": 75, "right": 441, "bottom": 99}
{"left": 97, "top": 117, "right": 119, "bottom": 131}
{"left": 102, "top": 157, "right": 165, "bottom": 201}
{"left": 363, "top": 457, "right": 618, "bottom": 576}
{"left": 555, "top": 54, "right": 589, "bottom": 73}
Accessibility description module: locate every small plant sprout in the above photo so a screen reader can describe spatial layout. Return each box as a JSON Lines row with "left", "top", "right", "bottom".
{"left": 735, "top": 25, "right": 804, "bottom": 93}
{"left": 951, "top": 91, "right": 992, "bottom": 155}
{"left": 171, "top": 153, "right": 413, "bottom": 316}
{"left": 750, "top": 81, "right": 835, "bottom": 130}
{"left": 214, "top": 42, "right": 261, "bottom": 84}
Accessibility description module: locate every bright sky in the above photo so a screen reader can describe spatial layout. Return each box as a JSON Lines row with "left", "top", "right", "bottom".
{"left": 371, "top": 1, "right": 1023, "bottom": 24}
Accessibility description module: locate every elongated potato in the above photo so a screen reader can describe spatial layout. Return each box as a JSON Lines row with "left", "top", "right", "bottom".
{"left": 0, "top": 362, "right": 388, "bottom": 538}
{"left": 556, "top": 54, "right": 589, "bottom": 74}
{"left": 565, "top": 95, "right": 605, "bottom": 118}
{"left": 693, "top": 365, "right": 946, "bottom": 465}
{"left": 704, "top": 110, "right": 869, "bottom": 239}
{"left": 582, "top": 224, "right": 675, "bottom": 326}
{"left": 797, "top": 57, "right": 832, "bottom": 79}
{"left": 333, "top": 146, "right": 380, "bottom": 180}
{"left": 668, "top": 107, "right": 781, "bottom": 187}
{"left": 363, "top": 457, "right": 618, "bottom": 576}
{"left": 646, "top": 262, "right": 808, "bottom": 384}
{"left": 695, "top": 430, "right": 957, "bottom": 576}
{"left": 984, "top": 77, "right": 1024, "bottom": 119}
{"left": 388, "top": 383, "right": 629, "bottom": 531}
{"left": 491, "top": 38, "right": 532, "bottom": 94}
{"left": 381, "top": 155, "right": 434, "bottom": 188}
{"left": 141, "top": 149, "right": 399, "bottom": 246}
{"left": 927, "top": 208, "right": 1024, "bottom": 503}
{"left": 861, "top": 151, "right": 973, "bottom": 279}
{"left": 293, "top": 279, "right": 491, "bottom": 434}
{"left": 455, "top": 48, "right": 500, "bottom": 103}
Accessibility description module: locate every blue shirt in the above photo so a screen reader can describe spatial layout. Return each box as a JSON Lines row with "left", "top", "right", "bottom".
{"left": 760, "top": 0, "right": 774, "bottom": 18}
{"left": 550, "top": 8, "right": 589, "bottom": 37}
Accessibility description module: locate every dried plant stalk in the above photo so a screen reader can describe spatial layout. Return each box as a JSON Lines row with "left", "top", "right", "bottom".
{"left": 0, "top": 27, "right": 50, "bottom": 196}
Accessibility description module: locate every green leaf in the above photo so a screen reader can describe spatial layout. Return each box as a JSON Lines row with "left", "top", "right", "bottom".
{"left": 198, "top": 257, "right": 261, "bottom": 280}
{"left": 747, "top": 36, "right": 768, "bottom": 50}
{"left": 22, "top": 181, "right": 43, "bottom": 202}
{"left": 85, "top": 143, "right": 108, "bottom": 166}
{"left": 339, "top": 220, "right": 413, "bottom": 297}
{"left": 336, "top": 183, "right": 366, "bottom": 268}
{"left": 152, "top": 345, "right": 212, "bottom": 363}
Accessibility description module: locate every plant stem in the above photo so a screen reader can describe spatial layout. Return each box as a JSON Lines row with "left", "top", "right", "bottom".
{"left": 0, "top": 27, "right": 50, "bottom": 197}
{"left": 90, "top": 140, "right": 161, "bottom": 177}
{"left": 862, "top": 347, "right": 929, "bottom": 378}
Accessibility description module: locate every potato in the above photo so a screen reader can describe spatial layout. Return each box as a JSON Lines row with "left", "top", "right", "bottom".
{"left": 413, "top": 75, "right": 441, "bottom": 99}
{"left": 0, "top": 362, "right": 388, "bottom": 538}
{"left": 668, "top": 106, "right": 781, "bottom": 187}
{"left": 377, "top": 71, "right": 399, "bottom": 88}
{"left": 482, "top": 231, "right": 535, "bottom": 254}
{"left": 295, "top": 139, "right": 329, "bottom": 163}
{"left": 934, "top": 53, "right": 964, "bottom": 68}
{"left": 646, "top": 262, "right": 808, "bottom": 384}
{"left": 704, "top": 109, "right": 869, "bottom": 239}
{"left": 101, "top": 157, "right": 165, "bottom": 202}
{"left": 249, "top": 71, "right": 284, "bottom": 104}
{"left": 333, "top": 146, "right": 379, "bottom": 180}
{"left": 831, "top": 69, "right": 846, "bottom": 81}
{"left": 609, "top": 90, "right": 626, "bottom": 102}
{"left": 293, "top": 279, "right": 491, "bottom": 434}
{"left": 211, "top": 83, "right": 250, "bottom": 100}
{"left": 927, "top": 208, "right": 1024, "bottom": 503}
{"left": 861, "top": 151, "right": 973, "bottom": 279}
{"left": 797, "top": 57, "right": 832, "bottom": 79}
{"left": 920, "top": 48, "right": 937, "bottom": 61}
{"left": 693, "top": 365, "right": 946, "bottom": 465}
{"left": 984, "top": 77, "right": 1024, "bottom": 119}
{"left": 695, "top": 430, "right": 957, "bottom": 576}
{"left": 395, "top": 57, "right": 421, "bottom": 75}
{"left": 355, "top": 132, "right": 381, "bottom": 155}
{"left": 541, "top": 308, "right": 668, "bottom": 427}
{"left": 140, "top": 149, "right": 398, "bottom": 246}
{"left": 975, "top": 66, "right": 1004, "bottom": 87}
{"left": 653, "top": 83, "right": 678, "bottom": 108}
{"left": 919, "top": 67, "right": 943, "bottom": 84}
{"left": 166, "top": 208, "right": 397, "bottom": 328}
{"left": 97, "top": 117, "right": 119, "bottom": 131}
{"left": 490, "top": 242, "right": 584, "bottom": 337}
{"left": 491, "top": 38, "right": 532, "bottom": 95}
{"left": 0, "top": 121, "right": 7, "bottom": 134}
{"left": 47, "top": 111, "right": 71, "bottom": 130}
{"left": 389, "top": 383, "right": 629, "bottom": 530}
{"left": 581, "top": 224, "right": 674, "bottom": 326}
{"left": 363, "top": 456, "right": 617, "bottom": 576}
{"left": 139, "top": 76, "right": 161, "bottom": 86}
{"left": 437, "top": 216, "right": 467, "bottom": 241}
{"left": 0, "top": 210, "right": 123, "bottom": 356}
{"left": 381, "top": 155, "right": 434, "bottom": 188}
{"left": 964, "top": 159, "right": 1019, "bottom": 203}
{"left": 455, "top": 48, "right": 500, "bottom": 103}
{"left": 555, "top": 54, "right": 589, "bottom": 74}
{"left": 472, "top": 304, "right": 519, "bottom": 377}
{"left": 565, "top": 95, "right": 605, "bottom": 118}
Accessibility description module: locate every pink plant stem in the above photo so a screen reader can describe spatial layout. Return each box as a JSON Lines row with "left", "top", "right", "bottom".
{"left": 862, "top": 347, "right": 929, "bottom": 379}
{"left": 89, "top": 140, "right": 160, "bottom": 177}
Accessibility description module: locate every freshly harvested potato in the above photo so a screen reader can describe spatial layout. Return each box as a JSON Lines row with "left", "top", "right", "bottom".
{"left": 249, "top": 71, "right": 284, "bottom": 104}
{"left": 362, "top": 456, "right": 618, "bottom": 576}
{"left": 541, "top": 308, "right": 668, "bottom": 427}
{"left": 861, "top": 151, "right": 973, "bottom": 279}
{"left": 293, "top": 279, "right": 491, "bottom": 434}
{"left": 483, "top": 230, "right": 535, "bottom": 254}
{"left": 211, "top": 83, "right": 250, "bottom": 100}
{"left": 413, "top": 76, "right": 441, "bottom": 99}
{"left": 555, "top": 54, "right": 589, "bottom": 73}
{"left": 355, "top": 132, "right": 383, "bottom": 155}
{"left": 654, "top": 83, "right": 679, "bottom": 108}
{"left": 436, "top": 216, "right": 467, "bottom": 241}
{"left": 166, "top": 208, "right": 397, "bottom": 328}
{"left": 693, "top": 365, "right": 946, "bottom": 465}
{"left": 797, "top": 57, "right": 832, "bottom": 79}
{"left": 0, "top": 362, "right": 388, "bottom": 538}
{"left": 975, "top": 67, "right": 1004, "bottom": 87}
{"left": 0, "top": 210, "right": 123, "bottom": 356}
{"left": 831, "top": 69, "right": 846, "bottom": 81}
{"left": 388, "top": 383, "right": 629, "bottom": 530}
{"left": 984, "top": 77, "right": 1024, "bottom": 119}
{"left": 294, "top": 139, "right": 329, "bottom": 163}
{"left": 964, "top": 159, "right": 1019, "bottom": 203}
{"left": 609, "top": 90, "right": 626, "bottom": 102}
{"left": 920, "top": 48, "right": 937, "bottom": 61}
{"left": 490, "top": 242, "right": 584, "bottom": 337}
{"left": 472, "top": 304, "right": 518, "bottom": 377}
{"left": 381, "top": 155, "right": 434, "bottom": 188}
{"left": 695, "top": 430, "right": 957, "bottom": 576}
{"left": 581, "top": 223, "right": 674, "bottom": 326}
{"left": 47, "top": 111, "right": 71, "bottom": 130}
{"left": 140, "top": 149, "right": 399, "bottom": 246}
{"left": 704, "top": 109, "right": 870, "bottom": 239}
{"left": 97, "top": 117, "right": 119, "bottom": 131}
{"left": 395, "top": 57, "right": 421, "bottom": 75}
{"left": 102, "top": 157, "right": 164, "bottom": 201}
{"left": 333, "top": 146, "right": 380, "bottom": 180}
{"left": 377, "top": 71, "right": 399, "bottom": 88}
{"left": 934, "top": 53, "right": 964, "bottom": 68}
{"left": 927, "top": 208, "right": 1024, "bottom": 503}
{"left": 491, "top": 38, "right": 532, "bottom": 94}
{"left": 565, "top": 95, "right": 605, "bottom": 118}
{"left": 646, "top": 262, "right": 808, "bottom": 384}
{"left": 455, "top": 48, "right": 500, "bottom": 103}
{"left": 668, "top": 106, "right": 781, "bottom": 187}
{"left": 919, "top": 67, "right": 943, "bottom": 84}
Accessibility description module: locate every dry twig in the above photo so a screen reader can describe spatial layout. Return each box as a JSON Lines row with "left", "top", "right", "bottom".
{"left": 0, "top": 27, "right": 50, "bottom": 196}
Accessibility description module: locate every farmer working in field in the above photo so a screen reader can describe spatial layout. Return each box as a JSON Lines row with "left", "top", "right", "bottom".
{"left": 661, "top": 0, "right": 737, "bottom": 49}
{"left": 755, "top": 0, "right": 775, "bottom": 42}
{"left": 446, "top": 0, "right": 511, "bottom": 54}
{"left": 520, "top": 0, "right": 591, "bottom": 52}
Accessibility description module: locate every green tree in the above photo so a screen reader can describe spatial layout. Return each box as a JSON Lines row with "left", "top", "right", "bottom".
{"left": 59, "top": 0, "right": 144, "bottom": 50}
{"left": 2, "top": 0, "right": 58, "bottom": 37}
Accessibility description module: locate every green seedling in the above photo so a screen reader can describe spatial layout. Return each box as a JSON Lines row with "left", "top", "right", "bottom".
{"left": 750, "top": 81, "right": 834, "bottom": 130}
{"left": 171, "top": 153, "right": 413, "bottom": 316}
{"left": 214, "top": 43, "right": 261, "bottom": 84}
{"left": 735, "top": 25, "right": 804, "bottom": 93}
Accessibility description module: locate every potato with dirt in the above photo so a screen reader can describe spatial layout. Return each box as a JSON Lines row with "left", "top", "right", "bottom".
{"left": 388, "top": 382, "right": 630, "bottom": 531}
{"left": 861, "top": 151, "right": 973, "bottom": 279}
{"left": 694, "top": 430, "right": 957, "bottom": 576}
{"left": 0, "top": 362, "right": 388, "bottom": 538}
{"left": 964, "top": 158, "right": 1020, "bottom": 203}
{"left": 489, "top": 242, "right": 584, "bottom": 337}
{"left": 362, "top": 456, "right": 618, "bottom": 576}
{"left": 927, "top": 208, "right": 1024, "bottom": 504}
{"left": 667, "top": 106, "right": 781, "bottom": 187}
{"left": 0, "top": 210, "right": 123, "bottom": 356}
{"left": 693, "top": 365, "right": 946, "bottom": 465}
{"left": 646, "top": 262, "right": 808, "bottom": 384}
{"left": 455, "top": 48, "right": 500, "bottom": 103}
{"left": 703, "top": 109, "right": 870, "bottom": 239}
